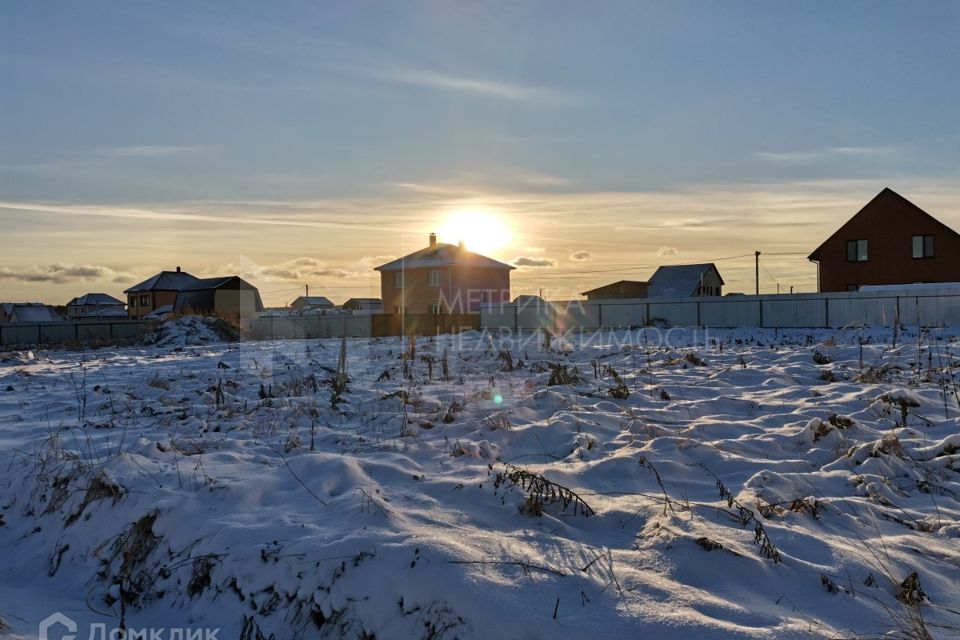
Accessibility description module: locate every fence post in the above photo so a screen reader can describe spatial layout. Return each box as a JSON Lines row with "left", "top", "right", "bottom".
{"left": 696, "top": 301, "right": 701, "bottom": 327}
{"left": 598, "top": 302, "right": 603, "bottom": 329}
{"left": 824, "top": 298, "right": 829, "bottom": 329}
{"left": 758, "top": 299, "right": 764, "bottom": 328}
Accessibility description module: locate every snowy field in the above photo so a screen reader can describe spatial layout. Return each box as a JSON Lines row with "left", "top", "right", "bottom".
{"left": 1, "top": 318, "right": 959, "bottom": 639}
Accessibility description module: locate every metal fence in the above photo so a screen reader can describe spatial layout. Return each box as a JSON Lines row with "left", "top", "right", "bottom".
{"left": 481, "top": 289, "right": 960, "bottom": 331}
{"left": 0, "top": 319, "right": 156, "bottom": 347}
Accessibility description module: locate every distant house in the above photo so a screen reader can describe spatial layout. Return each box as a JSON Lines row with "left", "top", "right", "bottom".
{"left": 66, "top": 293, "right": 126, "bottom": 318}
{"left": 0, "top": 303, "right": 59, "bottom": 322}
{"left": 341, "top": 298, "right": 382, "bottom": 313}
{"left": 375, "top": 233, "right": 514, "bottom": 314}
{"left": 647, "top": 264, "right": 723, "bottom": 298}
{"left": 124, "top": 267, "right": 199, "bottom": 319}
{"left": 808, "top": 188, "right": 960, "bottom": 292}
{"left": 581, "top": 280, "right": 649, "bottom": 301}
{"left": 290, "top": 296, "right": 334, "bottom": 312}
{"left": 174, "top": 276, "right": 264, "bottom": 320}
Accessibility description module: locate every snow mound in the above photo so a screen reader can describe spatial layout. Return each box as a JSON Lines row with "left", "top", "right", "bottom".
{"left": 144, "top": 315, "right": 240, "bottom": 347}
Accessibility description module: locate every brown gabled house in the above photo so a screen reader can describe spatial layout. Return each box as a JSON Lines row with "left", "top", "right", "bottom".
{"left": 124, "top": 267, "right": 198, "bottom": 319}
{"left": 808, "top": 188, "right": 960, "bottom": 292}
{"left": 375, "top": 234, "right": 514, "bottom": 314}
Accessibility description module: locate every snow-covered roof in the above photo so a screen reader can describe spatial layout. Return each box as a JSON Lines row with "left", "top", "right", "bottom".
{"left": 67, "top": 293, "right": 125, "bottom": 307}
{"left": 9, "top": 304, "right": 59, "bottom": 322}
{"left": 375, "top": 243, "right": 514, "bottom": 272}
{"left": 124, "top": 270, "right": 198, "bottom": 293}
{"left": 647, "top": 264, "right": 723, "bottom": 298}
{"left": 144, "top": 305, "right": 173, "bottom": 319}
{"left": 78, "top": 307, "right": 128, "bottom": 318}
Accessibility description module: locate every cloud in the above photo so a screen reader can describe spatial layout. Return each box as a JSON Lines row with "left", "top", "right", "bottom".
{"left": 569, "top": 251, "right": 593, "bottom": 262}
{"left": 0, "top": 263, "right": 135, "bottom": 284}
{"left": 381, "top": 67, "right": 575, "bottom": 105}
{"left": 657, "top": 246, "right": 679, "bottom": 256}
{"left": 513, "top": 256, "right": 558, "bottom": 268}
{"left": 754, "top": 146, "right": 899, "bottom": 165}
{"left": 96, "top": 145, "right": 214, "bottom": 158}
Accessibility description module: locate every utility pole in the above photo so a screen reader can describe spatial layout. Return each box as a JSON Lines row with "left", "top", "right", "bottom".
{"left": 755, "top": 251, "right": 761, "bottom": 295}
{"left": 305, "top": 284, "right": 309, "bottom": 299}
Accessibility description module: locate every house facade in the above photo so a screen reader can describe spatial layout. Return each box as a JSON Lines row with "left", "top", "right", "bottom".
{"left": 581, "top": 280, "right": 649, "bottom": 300}
{"left": 66, "top": 293, "right": 126, "bottom": 318}
{"left": 808, "top": 188, "right": 960, "bottom": 292}
{"left": 341, "top": 298, "right": 382, "bottom": 313}
{"left": 375, "top": 234, "right": 513, "bottom": 314}
{"left": 290, "top": 296, "right": 334, "bottom": 312}
{"left": 173, "top": 276, "right": 263, "bottom": 320}
{"left": 124, "top": 267, "right": 199, "bottom": 319}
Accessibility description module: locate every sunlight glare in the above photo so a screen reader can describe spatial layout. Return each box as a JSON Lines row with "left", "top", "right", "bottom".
{"left": 437, "top": 209, "right": 512, "bottom": 255}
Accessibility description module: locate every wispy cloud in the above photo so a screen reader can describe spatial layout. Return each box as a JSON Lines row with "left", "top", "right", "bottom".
{"left": 96, "top": 145, "right": 215, "bottom": 158}
{"left": 513, "top": 256, "right": 558, "bottom": 268}
{"left": 569, "top": 250, "right": 593, "bottom": 262}
{"left": 377, "top": 67, "right": 576, "bottom": 105}
{"left": 754, "top": 146, "right": 900, "bottom": 165}
{"left": 657, "top": 246, "right": 679, "bottom": 257}
{"left": 0, "top": 263, "right": 135, "bottom": 284}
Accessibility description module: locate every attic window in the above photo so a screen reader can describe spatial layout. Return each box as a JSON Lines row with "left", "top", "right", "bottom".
{"left": 393, "top": 272, "right": 405, "bottom": 288}
{"left": 428, "top": 270, "right": 441, "bottom": 286}
{"left": 912, "top": 235, "right": 934, "bottom": 259}
{"left": 846, "top": 239, "right": 868, "bottom": 262}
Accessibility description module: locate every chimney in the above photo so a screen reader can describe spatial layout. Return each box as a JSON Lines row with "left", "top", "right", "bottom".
{"left": 176, "top": 266, "right": 181, "bottom": 272}
{"left": 429, "top": 232, "right": 437, "bottom": 247}
{"left": 458, "top": 240, "right": 465, "bottom": 249}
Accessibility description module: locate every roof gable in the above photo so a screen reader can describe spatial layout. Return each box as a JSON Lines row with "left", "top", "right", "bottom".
{"left": 808, "top": 188, "right": 960, "bottom": 261}
{"left": 124, "top": 270, "right": 199, "bottom": 293}
{"left": 68, "top": 293, "right": 125, "bottom": 307}
{"left": 375, "top": 243, "right": 514, "bottom": 272}
{"left": 647, "top": 264, "right": 723, "bottom": 298}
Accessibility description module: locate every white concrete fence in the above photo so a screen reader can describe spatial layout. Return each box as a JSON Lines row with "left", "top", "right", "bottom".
{"left": 247, "top": 314, "right": 373, "bottom": 340}
{"left": 481, "top": 288, "right": 960, "bottom": 332}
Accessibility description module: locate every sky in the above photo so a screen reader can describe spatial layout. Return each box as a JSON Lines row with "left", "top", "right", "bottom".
{"left": 1, "top": 1, "right": 959, "bottom": 306}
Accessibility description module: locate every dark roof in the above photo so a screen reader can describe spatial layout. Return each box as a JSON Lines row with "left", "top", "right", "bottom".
{"left": 124, "top": 270, "right": 198, "bottom": 293}
{"left": 67, "top": 293, "right": 125, "bottom": 307}
{"left": 183, "top": 276, "right": 258, "bottom": 291}
{"left": 580, "top": 280, "right": 648, "bottom": 296}
{"left": 291, "top": 296, "right": 334, "bottom": 307}
{"left": 375, "top": 243, "right": 514, "bottom": 272}
{"left": 647, "top": 264, "right": 723, "bottom": 298}
{"left": 808, "top": 188, "right": 960, "bottom": 261}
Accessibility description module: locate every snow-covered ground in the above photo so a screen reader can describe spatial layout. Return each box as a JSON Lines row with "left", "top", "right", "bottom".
{"left": 1, "top": 319, "right": 959, "bottom": 639}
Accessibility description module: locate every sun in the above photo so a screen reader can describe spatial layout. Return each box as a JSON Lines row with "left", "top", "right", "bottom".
{"left": 437, "top": 209, "right": 512, "bottom": 255}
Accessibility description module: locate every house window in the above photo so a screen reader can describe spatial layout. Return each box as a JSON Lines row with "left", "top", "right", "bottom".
{"left": 428, "top": 270, "right": 441, "bottom": 287}
{"left": 129, "top": 297, "right": 137, "bottom": 308}
{"left": 395, "top": 305, "right": 405, "bottom": 314}
{"left": 140, "top": 294, "right": 150, "bottom": 306}
{"left": 393, "top": 272, "right": 405, "bottom": 288}
{"left": 429, "top": 304, "right": 442, "bottom": 314}
{"left": 846, "top": 239, "right": 868, "bottom": 262}
{"left": 912, "top": 235, "right": 934, "bottom": 259}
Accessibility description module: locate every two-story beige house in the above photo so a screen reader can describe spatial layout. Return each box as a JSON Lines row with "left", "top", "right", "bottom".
{"left": 375, "top": 234, "right": 514, "bottom": 314}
